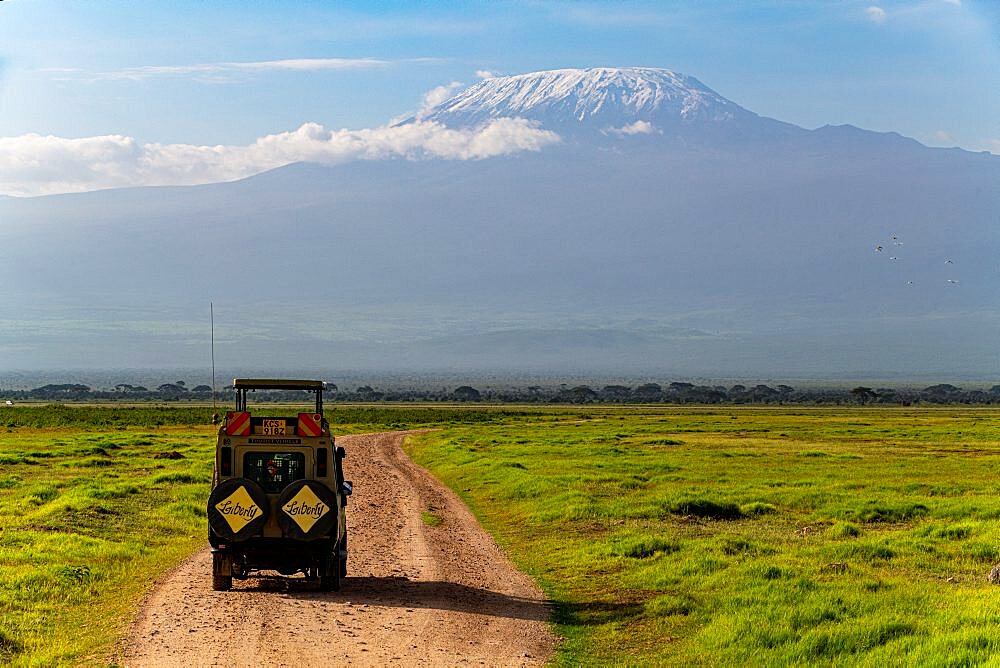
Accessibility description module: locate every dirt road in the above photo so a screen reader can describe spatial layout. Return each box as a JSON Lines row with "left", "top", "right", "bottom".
{"left": 120, "top": 432, "right": 556, "bottom": 666}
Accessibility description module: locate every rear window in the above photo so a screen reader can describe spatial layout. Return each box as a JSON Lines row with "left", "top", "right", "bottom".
{"left": 243, "top": 452, "right": 305, "bottom": 493}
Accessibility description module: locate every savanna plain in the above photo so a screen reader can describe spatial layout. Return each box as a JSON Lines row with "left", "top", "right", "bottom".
{"left": 1, "top": 404, "right": 999, "bottom": 665}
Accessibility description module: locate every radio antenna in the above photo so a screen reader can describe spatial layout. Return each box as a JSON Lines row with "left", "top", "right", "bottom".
{"left": 210, "top": 302, "right": 217, "bottom": 411}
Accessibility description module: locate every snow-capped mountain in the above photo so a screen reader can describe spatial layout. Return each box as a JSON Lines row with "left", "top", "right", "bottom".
{"left": 1, "top": 68, "right": 998, "bottom": 376}
{"left": 417, "top": 67, "right": 761, "bottom": 134}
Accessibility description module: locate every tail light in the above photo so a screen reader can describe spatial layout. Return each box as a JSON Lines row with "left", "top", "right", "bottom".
{"left": 220, "top": 446, "right": 232, "bottom": 476}
{"left": 317, "top": 446, "right": 328, "bottom": 477}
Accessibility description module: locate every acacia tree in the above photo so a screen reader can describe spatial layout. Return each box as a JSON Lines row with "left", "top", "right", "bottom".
{"left": 851, "top": 387, "right": 877, "bottom": 405}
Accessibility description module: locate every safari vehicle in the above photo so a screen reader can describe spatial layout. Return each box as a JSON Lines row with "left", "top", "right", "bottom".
{"left": 207, "top": 379, "right": 351, "bottom": 591}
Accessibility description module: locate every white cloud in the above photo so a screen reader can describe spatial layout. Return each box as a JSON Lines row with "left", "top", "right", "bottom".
{"left": 416, "top": 81, "right": 463, "bottom": 118}
{"left": 930, "top": 129, "right": 955, "bottom": 144}
{"left": 61, "top": 58, "right": 390, "bottom": 82}
{"left": 0, "top": 120, "right": 560, "bottom": 197}
{"left": 865, "top": 5, "right": 888, "bottom": 23}
{"left": 604, "top": 120, "right": 658, "bottom": 136}
{"left": 475, "top": 70, "right": 497, "bottom": 79}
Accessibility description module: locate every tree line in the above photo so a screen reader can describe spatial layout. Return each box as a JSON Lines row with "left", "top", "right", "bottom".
{"left": 4, "top": 381, "right": 1000, "bottom": 405}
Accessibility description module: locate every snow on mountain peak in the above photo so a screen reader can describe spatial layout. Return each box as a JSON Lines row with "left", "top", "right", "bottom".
{"left": 419, "top": 67, "right": 751, "bottom": 129}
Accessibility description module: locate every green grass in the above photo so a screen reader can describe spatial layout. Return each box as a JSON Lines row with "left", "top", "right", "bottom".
{"left": 7, "top": 403, "right": 1000, "bottom": 665}
{"left": 0, "top": 424, "right": 215, "bottom": 665}
{"left": 421, "top": 510, "right": 444, "bottom": 527}
{"left": 0, "top": 402, "right": 516, "bottom": 664}
{"left": 403, "top": 406, "right": 1000, "bottom": 665}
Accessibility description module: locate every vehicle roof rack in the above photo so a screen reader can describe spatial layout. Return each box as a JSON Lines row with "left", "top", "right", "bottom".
{"left": 232, "top": 379, "right": 326, "bottom": 391}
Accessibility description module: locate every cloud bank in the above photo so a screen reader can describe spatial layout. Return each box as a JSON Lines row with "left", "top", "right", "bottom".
{"left": 416, "top": 81, "right": 463, "bottom": 118}
{"left": 77, "top": 58, "right": 390, "bottom": 82}
{"left": 0, "top": 120, "right": 560, "bottom": 197}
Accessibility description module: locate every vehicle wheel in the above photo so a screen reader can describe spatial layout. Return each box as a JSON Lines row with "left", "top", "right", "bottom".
{"left": 207, "top": 478, "right": 269, "bottom": 542}
{"left": 212, "top": 574, "right": 232, "bottom": 591}
{"left": 320, "top": 571, "right": 340, "bottom": 592}
{"left": 320, "top": 553, "right": 341, "bottom": 591}
{"left": 276, "top": 480, "right": 339, "bottom": 540}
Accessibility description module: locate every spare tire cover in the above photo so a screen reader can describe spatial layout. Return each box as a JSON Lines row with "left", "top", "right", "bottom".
{"left": 207, "top": 478, "right": 269, "bottom": 541}
{"left": 277, "top": 480, "right": 338, "bottom": 541}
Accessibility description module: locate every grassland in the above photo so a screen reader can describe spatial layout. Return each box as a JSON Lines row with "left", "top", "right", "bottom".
{"left": 0, "top": 403, "right": 520, "bottom": 665}
{"left": 404, "top": 407, "right": 1000, "bottom": 665}
{"left": 0, "top": 422, "right": 214, "bottom": 665}
{"left": 5, "top": 404, "right": 1000, "bottom": 665}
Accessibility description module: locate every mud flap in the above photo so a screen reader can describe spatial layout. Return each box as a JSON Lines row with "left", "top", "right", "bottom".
{"left": 212, "top": 549, "right": 232, "bottom": 577}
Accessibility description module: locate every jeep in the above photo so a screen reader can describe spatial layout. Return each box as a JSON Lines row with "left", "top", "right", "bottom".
{"left": 206, "top": 379, "right": 351, "bottom": 591}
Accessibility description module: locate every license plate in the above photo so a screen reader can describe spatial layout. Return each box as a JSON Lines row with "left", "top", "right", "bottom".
{"left": 261, "top": 419, "right": 286, "bottom": 435}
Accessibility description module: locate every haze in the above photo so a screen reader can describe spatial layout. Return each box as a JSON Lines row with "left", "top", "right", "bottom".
{"left": 1, "top": 2, "right": 997, "bottom": 382}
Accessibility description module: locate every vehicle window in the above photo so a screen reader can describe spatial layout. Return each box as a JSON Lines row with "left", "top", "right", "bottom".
{"left": 243, "top": 452, "right": 305, "bottom": 493}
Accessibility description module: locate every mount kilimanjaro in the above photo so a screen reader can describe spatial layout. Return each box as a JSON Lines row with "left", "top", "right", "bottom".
{"left": 1, "top": 68, "right": 997, "bottom": 378}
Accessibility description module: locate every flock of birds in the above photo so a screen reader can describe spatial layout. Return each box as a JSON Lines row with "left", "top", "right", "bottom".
{"left": 874, "top": 235, "right": 959, "bottom": 285}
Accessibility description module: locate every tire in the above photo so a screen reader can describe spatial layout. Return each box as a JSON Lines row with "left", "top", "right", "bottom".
{"left": 319, "top": 550, "right": 340, "bottom": 591}
{"left": 206, "top": 478, "right": 269, "bottom": 542}
{"left": 276, "top": 480, "right": 339, "bottom": 541}
{"left": 212, "top": 574, "right": 232, "bottom": 591}
{"left": 320, "top": 566, "right": 340, "bottom": 591}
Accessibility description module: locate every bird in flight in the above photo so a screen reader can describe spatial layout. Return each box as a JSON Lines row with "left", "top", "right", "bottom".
{"left": 875, "top": 245, "right": 883, "bottom": 252}
{"left": 945, "top": 259, "right": 954, "bottom": 264}
{"left": 947, "top": 279, "right": 959, "bottom": 284}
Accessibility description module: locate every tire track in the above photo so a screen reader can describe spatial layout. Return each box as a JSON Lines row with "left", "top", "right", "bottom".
{"left": 120, "top": 432, "right": 555, "bottom": 666}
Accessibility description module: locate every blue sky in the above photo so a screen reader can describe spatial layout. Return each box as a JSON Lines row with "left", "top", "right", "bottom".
{"left": 0, "top": 0, "right": 997, "bottom": 194}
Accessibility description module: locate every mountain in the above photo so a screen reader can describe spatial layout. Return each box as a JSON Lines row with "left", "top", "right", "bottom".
{"left": 1, "top": 68, "right": 998, "bottom": 379}
{"left": 422, "top": 67, "right": 747, "bottom": 125}
{"left": 414, "top": 67, "right": 802, "bottom": 144}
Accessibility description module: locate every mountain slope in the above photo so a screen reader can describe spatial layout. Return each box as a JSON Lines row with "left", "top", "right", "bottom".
{"left": 1, "top": 68, "right": 997, "bottom": 377}
{"left": 415, "top": 67, "right": 802, "bottom": 143}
